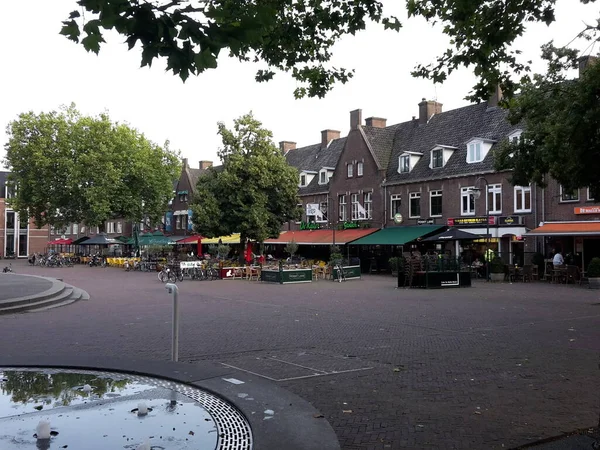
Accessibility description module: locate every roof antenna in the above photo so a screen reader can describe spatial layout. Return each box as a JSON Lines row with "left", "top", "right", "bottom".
{"left": 433, "top": 83, "right": 438, "bottom": 102}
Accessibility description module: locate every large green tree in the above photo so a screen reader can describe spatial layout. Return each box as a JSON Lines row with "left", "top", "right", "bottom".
{"left": 3, "top": 104, "right": 180, "bottom": 230}
{"left": 190, "top": 112, "right": 299, "bottom": 257}
{"left": 60, "top": 0, "right": 400, "bottom": 99}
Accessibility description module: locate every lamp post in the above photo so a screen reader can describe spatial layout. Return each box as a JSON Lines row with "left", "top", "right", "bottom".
{"left": 470, "top": 176, "right": 490, "bottom": 281}
{"left": 327, "top": 195, "right": 337, "bottom": 247}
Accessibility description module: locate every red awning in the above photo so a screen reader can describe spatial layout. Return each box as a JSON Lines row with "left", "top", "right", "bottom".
{"left": 176, "top": 235, "right": 202, "bottom": 244}
{"left": 47, "top": 238, "right": 73, "bottom": 245}
{"left": 264, "top": 228, "right": 379, "bottom": 245}
{"left": 526, "top": 221, "right": 600, "bottom": 236}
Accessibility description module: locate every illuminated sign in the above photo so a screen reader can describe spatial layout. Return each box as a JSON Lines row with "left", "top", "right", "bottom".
{"left": 447, "top": 217, "right": 496, "bottom": 226}
{"left": 574, "top": 206, "right": 600, "bottom": 215}
{"left": 497, "top": 216, "right": 524, "bottom": 226}
{"left": 342, "top": 221, "right": 360, "bottom": 229}
{"left": 300, "top": 221, "right": 322, "bottom": 230}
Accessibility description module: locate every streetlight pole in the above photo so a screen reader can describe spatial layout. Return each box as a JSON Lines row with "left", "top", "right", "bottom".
{"left": 327, "top": 195, "right": 336, "bottom": 247}
{"left": 472, "top": 176, "right": 490, "bottom": 281}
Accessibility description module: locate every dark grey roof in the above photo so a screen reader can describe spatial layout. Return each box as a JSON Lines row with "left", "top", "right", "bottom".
{"left": 187, "top": 165, "right": 223, "bottom": 192}
{"left": 384, "top": 102, "right": 519, "bottom": 185}
{"left": 362, "top": 124, "right": 403, "bottom": 170}
{"left": 0, "top": 171, "right": 8, "bottom": 198}
{"left": 285, "top": 137, "right": 346, "bottom": 196}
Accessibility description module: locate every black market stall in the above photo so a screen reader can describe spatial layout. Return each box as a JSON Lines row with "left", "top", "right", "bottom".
{"left": 398, "top": 255, "right": 471, "bottom": 289}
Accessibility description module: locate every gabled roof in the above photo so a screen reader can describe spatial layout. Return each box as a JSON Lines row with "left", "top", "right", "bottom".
{"left": 187, "top": 165, "right": 223, "bottom": 193}
{"left": 362, "top": 123, "right": 403, "bottom": 170}
{"left": 384, "top": 102, "right": 518, "bottom": 185}
{"left": 286, "top": 137, "right": 346, "bottom": 196}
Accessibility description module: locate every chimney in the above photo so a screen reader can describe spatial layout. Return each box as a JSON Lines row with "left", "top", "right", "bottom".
{"left": 182, "top": 158, "right": 188, "bottom": 168}
{"left": 199, "top": 160, "right": 212, "bottom": 170}
{"left": 350, "top": 109, "right": 362, "bottom": 130}
{"left": 418, "top": 99, "right": 443, "bottom": 125}
{"left": 487, "top": 85, "right": 503, "bottom": 108}
{"left": 321, "top": 129, "right": 341, "bottom": 147}
{"left": 365, "top": 117, "right": 387, "bottom": 128}
{"left": 279, "top": 141, "right": 297, "bottom": 155}
{"left": 579, "top": 55, "right": 599, "bottom": 77}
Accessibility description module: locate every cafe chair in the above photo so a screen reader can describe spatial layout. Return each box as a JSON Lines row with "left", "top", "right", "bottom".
{"left": 521, "top": 265, "right": 533, "bottom": 282}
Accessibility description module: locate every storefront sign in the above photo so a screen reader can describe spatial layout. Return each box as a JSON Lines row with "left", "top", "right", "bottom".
{"left": 165, "top": 211, "right": 173, "bottom": 232}
{"left": 574, "top": 206, "right": 600, "bottom": 215}
{"left": 497, "top": 216, "right": 524, "bottom": 226}
{"left": 187, "top": 209, "right": 193, "bottom": 231}
{"left": 416, "top": 218, "right": 435, "bottom": 225}
{"left": 447, "top": 217, "right": 495, "bottom": 226}
{"left": 343, "top": 221, "right": 360, "bottom": 229}
{"left": 393, "top": 213, "right": 403, "bottom": 224}
{"left": 300, "top": 221, "right": 322, "bottom": 230}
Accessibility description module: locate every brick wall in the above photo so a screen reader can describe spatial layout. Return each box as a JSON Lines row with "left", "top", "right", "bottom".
{"left": 542, "top": 179, "right": 600, "bottom": 222}
{"left": 328, "top": 128, "right": 386, "bottom": 227}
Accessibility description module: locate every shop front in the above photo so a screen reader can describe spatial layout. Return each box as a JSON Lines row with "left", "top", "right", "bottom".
{"left": 527, "top": 220, "right": 600, "bottom": 272}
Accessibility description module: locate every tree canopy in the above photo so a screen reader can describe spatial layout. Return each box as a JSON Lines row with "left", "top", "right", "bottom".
{"left": 190, "top": 112, "right": 299, "bottom": 246}
{"left": 3, "top": 104, "right": 180, "bottom": 229}
{"left": 61, "top": 0, "right": 400, "bottom": 99}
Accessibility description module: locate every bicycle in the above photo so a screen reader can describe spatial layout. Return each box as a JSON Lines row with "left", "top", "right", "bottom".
{"left": 335, "top": 264, "right": 346, "bottom": 283}
{"left": 158, "top": 265, "right": 176, "bottom": 283}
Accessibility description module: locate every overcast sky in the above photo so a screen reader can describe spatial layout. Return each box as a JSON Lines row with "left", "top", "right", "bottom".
{"left": 1, "top": 0, "right": 595, "bottom": 169}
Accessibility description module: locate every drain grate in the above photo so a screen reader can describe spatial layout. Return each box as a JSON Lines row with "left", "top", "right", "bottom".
{"left": 5, "top": 368, "right": 252, "bottom": 450}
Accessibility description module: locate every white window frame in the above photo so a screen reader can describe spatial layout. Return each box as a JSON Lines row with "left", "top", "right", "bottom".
{"left": 50, "top": 226, "right": 55, "bottom": 235}
{"left": 487, "top": 184, "right": 502, "bottom": 215}
{"left": 390, "top": 194, "right": 402, "bottom": 218}
{"left": 559, "top": 185, "right": 579, "bottom": 203}
{"left": 299, "top": 174, "right": 307, "bottom": 187}
{"left": 357, "top": 162, "right": 364, "bottom": 177}
{"left": 72, "top": 223, "right": 79, "bottom": 235}
{"left": 347, "top": 163, "right": 353, "bottom": 178}
{"left": 409, "top": 192, "right": 421, "bottom": 218}
{"left": 461, "top": 187, "right": 476, "bottom": 216}
{"left": 430, "top": 190, "right": 443, "bottom": 217}
{"left": 363, "top": 192, "right": 372, "bottom": 220}
{"left": 176, "top": 215, "right": 182, "bottom": 230}
{"left": 400, "top": 155, "right": 410, "bottom": 173}
{"left": 431, "top": 149, "right": 443, "bottom": 168}
{"left": 106, "top": 222, "right": 115, "bottom": 233}
{"left": 588, "top": 188, "right": 595, "bottom": 202}
{"left": 116, "top": 222, "right": 122, "bottom": 234}
{"left": 514, "top": 185, "right": 532, "bottom": 213}
{"left": 338, "top": 195, "right": 347, "bottom": 221}
{"left": 81, "top": 226, "right": 86, "bottom": 234}
{"left": 351, "top": 193, "right": 360, "bottom": 220}
{"left": 467, "top": 141, "right": 483, "bottom": 163}
{"left": 295, "top": 203, "right": 302, "bottom": 224}
{"left": 318, "top": 170, "right": 327, "bottom": 185}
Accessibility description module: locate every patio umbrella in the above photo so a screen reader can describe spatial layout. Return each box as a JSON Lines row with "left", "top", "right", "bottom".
{"left": 422, "top": 228, "right": 487, "bottom": 241}
{"left": 47, "top": 238, "right": 73, "bottom": 245}
{"left": 78, "top": 233, "right": 122, "bottom": 245}
{"left": 245, "top": 241, "right": 253, "bottom": 263}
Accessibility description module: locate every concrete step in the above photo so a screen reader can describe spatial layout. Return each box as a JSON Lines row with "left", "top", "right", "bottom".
{"left": 26, "top": 284, "right": 90, "bottom": 313}
{"left": 0, "top": 278, "right": 67, "bottom": 309}
{"left": 0, "top": 286, "right": 75, "bottom": 314}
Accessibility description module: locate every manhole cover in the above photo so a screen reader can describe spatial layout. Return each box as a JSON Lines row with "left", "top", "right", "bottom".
{"left": 0, "top": 368, "right": 252, "bottom": 450}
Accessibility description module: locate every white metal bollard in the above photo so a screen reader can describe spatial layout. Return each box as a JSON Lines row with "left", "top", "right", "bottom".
{"left": 165, "top": 283, "right": 179, "bottom": 362}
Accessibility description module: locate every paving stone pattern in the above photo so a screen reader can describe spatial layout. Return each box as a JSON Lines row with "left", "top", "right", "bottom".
{"left": 1, "top": 261, "right": 598, "bottom": 449}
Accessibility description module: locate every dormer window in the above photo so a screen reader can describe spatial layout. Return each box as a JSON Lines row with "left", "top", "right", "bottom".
{"left": 431, "top": 149, "right": 443, "bottom": 168}
{"left": 300, "top": 173, "right": 307, "bottom": 186}
{"left": 347, "top": 163, "right": 353, "bottom": 178}
{"left": 319, "top": 170, "right": 328, "bottom": 185}
{"left": 400, "top": 155, "right": 410, "bottom": 173}
{"left": 465, "top": 138, "right": 495, "bottom": 164}
{"left": 357, "top": 162, "right": 364, "bottom": 177}
{"left": 467, "top": 142, "right": 482, "bottom": 163}
{"left": 509, "top": 130, "right": 523, "bottom": 144}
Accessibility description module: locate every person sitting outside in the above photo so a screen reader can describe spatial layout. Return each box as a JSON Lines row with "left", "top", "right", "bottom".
{"left": 553, "top": 250, "right": 564, "bottom": 267}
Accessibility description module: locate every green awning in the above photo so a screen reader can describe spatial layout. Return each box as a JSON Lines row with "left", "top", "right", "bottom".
{"left": 348, "top": 225, "right": 444, "bottom": 245}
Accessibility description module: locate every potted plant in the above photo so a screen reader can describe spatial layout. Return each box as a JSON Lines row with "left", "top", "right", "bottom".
{"left": 489, "top": 256, "right": 505, "bottom": 282}
{"left": 329, "top": 244, "right": 343, "bottom": 267}
{"left": 284, "top": 240, "right": 299, "bottom": 262}
{"left": 586, "top": 257, "right": 600, "bottom": 289}
{"left": 388, "top": 257, "right": 404, "bottom": 276}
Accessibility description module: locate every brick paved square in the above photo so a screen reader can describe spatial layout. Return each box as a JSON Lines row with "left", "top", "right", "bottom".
{"left": 1, "top": 261, "right": 599, "bottom": 449}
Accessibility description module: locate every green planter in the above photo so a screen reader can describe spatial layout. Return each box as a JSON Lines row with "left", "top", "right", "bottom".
{"left": 332, "top": 265, "right": 361, "bottom": 281}
{"left": 261, "top": 269, "right": 312, "bottom": 284}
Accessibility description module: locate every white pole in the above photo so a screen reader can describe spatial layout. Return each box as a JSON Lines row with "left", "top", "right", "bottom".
{"left": 165, "top": 283, "right": 179, "bottom": 362}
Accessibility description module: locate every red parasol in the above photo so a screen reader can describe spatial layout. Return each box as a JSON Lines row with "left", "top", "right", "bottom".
{"left": 245, "top": 241, "right": 253, "bottom": 263}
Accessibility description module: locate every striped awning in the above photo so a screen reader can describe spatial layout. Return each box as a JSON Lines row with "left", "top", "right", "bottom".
{"left": 264, "top": 228, "right": 379, "bottom": 246}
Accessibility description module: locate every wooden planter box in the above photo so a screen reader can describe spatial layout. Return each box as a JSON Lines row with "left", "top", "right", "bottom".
{"left": 261, "top": 269, "right": 312, "bottom": 284}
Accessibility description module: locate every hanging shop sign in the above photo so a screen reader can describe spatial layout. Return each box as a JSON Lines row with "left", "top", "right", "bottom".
{"left": 447, "top": 217, "right": 496, "bottom": 226}
{"left": 393, "top": 213, "right": 404, "bottom": 224}
{"left": 497, "top": 216, "right": 524, "bottom": 226}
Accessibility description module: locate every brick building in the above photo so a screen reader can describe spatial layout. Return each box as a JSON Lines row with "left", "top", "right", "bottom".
{"left": 279, "top": 84, "right": 600, "bottom": 270}
{"left": 1, "top": 171, "right": 48, "bottom": 258}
